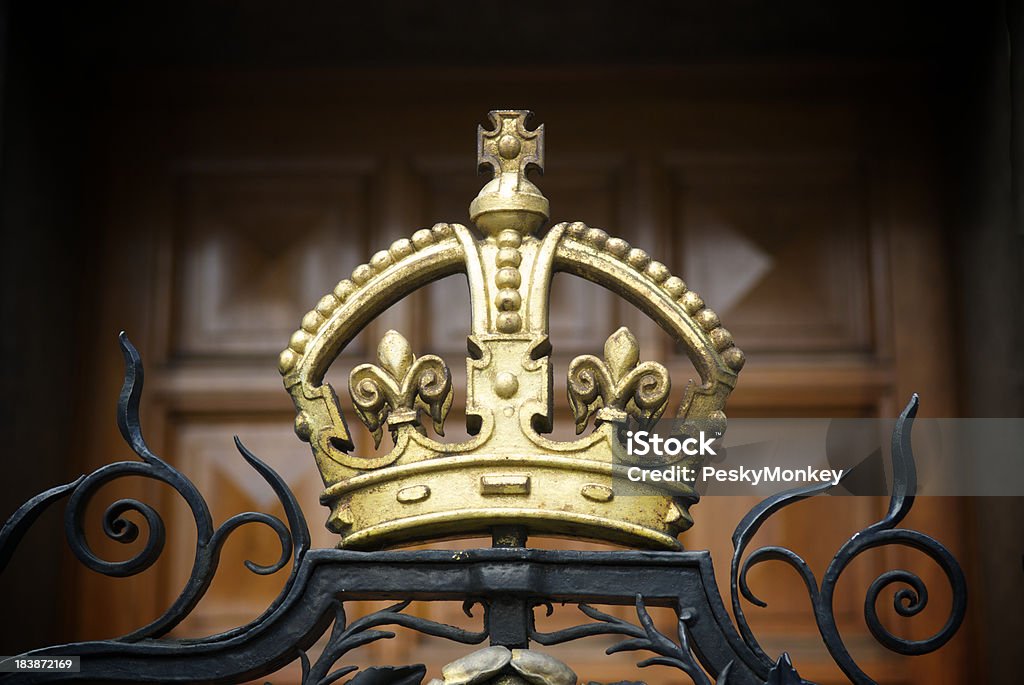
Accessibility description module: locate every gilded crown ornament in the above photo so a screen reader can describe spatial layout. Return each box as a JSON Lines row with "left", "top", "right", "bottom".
{"left": 278, "top": 110, "right": 744, "bottom": 549}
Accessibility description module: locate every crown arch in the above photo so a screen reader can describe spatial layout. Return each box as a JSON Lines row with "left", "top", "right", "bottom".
{"left": 552, "top": 222, "right": 744, "bottom": 426}
{"left": 280, "top": 225, "right": 469, "bottom": 475}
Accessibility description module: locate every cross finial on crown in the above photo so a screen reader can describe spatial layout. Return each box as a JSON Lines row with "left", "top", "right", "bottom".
{"left": 470, "top": 110, "right": 549, "bottom": 237}
{"left": 477, "top": 110, "right": 544, "bottom": 178}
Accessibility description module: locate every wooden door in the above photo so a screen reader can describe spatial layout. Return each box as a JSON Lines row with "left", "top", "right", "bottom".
{"left": 73, "top": 66, "right": 968, "bottom": 684}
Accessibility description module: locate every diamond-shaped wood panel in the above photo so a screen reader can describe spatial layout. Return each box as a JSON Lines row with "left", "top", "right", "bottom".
{"left": 667, "top": 156, "right": 875, "bottom": 355}
{"left": 174, "top": 167, "right": 374, "bottom": 357}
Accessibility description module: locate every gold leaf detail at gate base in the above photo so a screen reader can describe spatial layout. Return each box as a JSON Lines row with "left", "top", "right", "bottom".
{"left": 349, "top": 330, "right": 453, "bottom": 448}
{"left": 567, "top": 327, "right": 671, "bottom": 434}
{"left": 433, "top": 648, "right": 577, "bottom": 685}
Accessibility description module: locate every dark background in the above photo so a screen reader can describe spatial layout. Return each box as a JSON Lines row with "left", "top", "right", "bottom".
{"left": 1, "top": 1, "right": 1021, "bottom": 681}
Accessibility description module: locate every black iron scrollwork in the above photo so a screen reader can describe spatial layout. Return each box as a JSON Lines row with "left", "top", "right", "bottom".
{"left": 730, "top": 394, "right": 968, "bottom": 684}
{"left": 529, "top": 597, "right": 806, "bottom": 685}
{"left": 0, "top": 338, "right": 968, "bottom": 685}
{"left": 531, "top": 596, "right": 729, "bottom": 685}
{"left": 0, "top": 332, "right": 311, "bottom": 642}
{"left": 300, "top": 601, "right": 487, "bottom": 685}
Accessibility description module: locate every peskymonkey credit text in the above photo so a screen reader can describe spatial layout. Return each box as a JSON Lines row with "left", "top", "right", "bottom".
{"left": 623, "top": 430, "right": 844, "bottom": 486}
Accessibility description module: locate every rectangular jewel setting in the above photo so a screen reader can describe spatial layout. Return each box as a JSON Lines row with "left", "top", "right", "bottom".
{"left": 479, "top": 474, "right": 531, "bottom": 496}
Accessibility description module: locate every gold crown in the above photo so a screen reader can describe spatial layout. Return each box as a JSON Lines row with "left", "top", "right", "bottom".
{"left": 278, "top": 111, "right": 744, "bottom": 550}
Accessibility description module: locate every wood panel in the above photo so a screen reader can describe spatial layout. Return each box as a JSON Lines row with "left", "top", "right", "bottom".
{"left": 666, "top": 155, "right": 875, "bottom": 355}
{"left": 172, "top": 164, "right": 375, "bottom": 358}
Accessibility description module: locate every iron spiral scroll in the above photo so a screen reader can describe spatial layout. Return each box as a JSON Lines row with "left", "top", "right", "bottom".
{"left": 728, "top": 395, "right": 968, "bottom": 683}
{"left": 0, "top": 333, "right": 311, "bottom": 643}
{"left": 0, "top": 338, "right": 967, "bottom": 685}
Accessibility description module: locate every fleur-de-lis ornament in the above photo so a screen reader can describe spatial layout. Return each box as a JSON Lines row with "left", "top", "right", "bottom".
{"left": 349, "top": 330, "right": 453, "bottom": 448}
{"left": 567, "top": 327, "right": 671, "bottom": 434}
